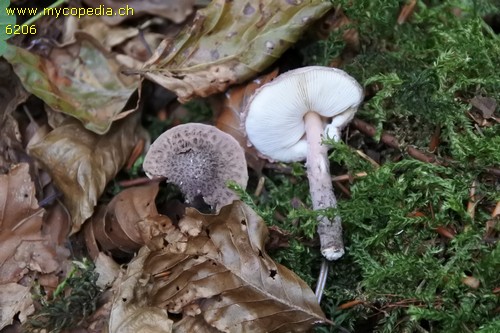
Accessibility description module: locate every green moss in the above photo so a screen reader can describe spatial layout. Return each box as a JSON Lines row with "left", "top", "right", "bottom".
{"left": 24, "top": 259, "right": 101, "bottom": 333}
{"left": 290, "top": 0, "right": 500, "bottom": 332}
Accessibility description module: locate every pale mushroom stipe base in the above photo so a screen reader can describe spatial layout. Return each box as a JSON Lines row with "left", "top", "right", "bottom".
{"left": 244, "top": 66, "right": 363, "bottom": 300}
{"left": 143, "top": 123, "right": 248, "bottom": 210}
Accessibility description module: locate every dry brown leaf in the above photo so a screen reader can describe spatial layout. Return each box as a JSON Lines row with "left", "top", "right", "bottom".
{"left": 0, "top": 164, "right": 70, "bottom": 328}
{"left": 140, "top": 201, "right": 329, "bottom": 332}
{"left": 0, "top": 283, "right": 34, "bottom": 330}
{"left": 85, "top": 183, "right": 161, "bottom": 256}
{"left": 0, "top": 164, "right": 45, "bottom": 280}
{"left": 216, "top": 69, "right": 278, "bottom": 173}
{"left": 468, "top": 95, "right": 499, "bottom": 127}
{"left": 27, "top": 113, "right": 144, "bottom": 234}
{"left": 108, "top": 247, "right": 173, "bottom": 333}
{"left": 63, "top": 16, "right": 139, "bottom": 50}
{"left": 83, "top": 0, "right": 194, "bottom": 25}
{"left": 142, "top": 0, "right": 333, "bottom": 102}
{"left": 95, "top": 253, "right": 121, "bottom": 289}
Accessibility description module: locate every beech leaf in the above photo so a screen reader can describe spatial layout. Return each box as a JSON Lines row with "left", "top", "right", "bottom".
{"left": 0, "top": 163, "right": 68, "bottom": 282}
{"left": 138, "top": 201, "right": 329, "bottom": 332}
{"left": 3, "top": 33, "right": 139, "bottom": 134}
{"left": 0, "top": 283, "right": 34, "bottom": 330}
{"left": 27, "top": 113, "right": 144, "bottom": 234}
{"left": 216, "top": 69, "right": 278, "bottom": 173}
{"left": 142, "top": 0, "right": 333, "bottom": 102}
{"left": 109, "top": 247, "right": 173, "bottom": 333}
{"left": 85, "top": 183, "right": 161, "bottom": 257}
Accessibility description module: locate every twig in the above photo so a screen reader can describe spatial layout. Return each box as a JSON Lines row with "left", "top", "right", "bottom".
{"left": 355, "top": 149, "right": 380, "bottom": 167}
{"left": 254, "top": 176, "right": 265, "bottom": 197}
{"left": 331, "top": 172, "right": 367, "bottom": 182}
{"left": 333, "top": 181, "right": 351, "bottom": 198}
{"left": 338, "top": 299, "right": 364, "bottom": 310}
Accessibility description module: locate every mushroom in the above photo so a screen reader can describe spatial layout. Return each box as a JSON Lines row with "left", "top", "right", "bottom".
{"left": 244, "top": 66, "right": 363, "bottom": 261}
{"left": 143, "top": 123, "right": 248, "bottom": 210}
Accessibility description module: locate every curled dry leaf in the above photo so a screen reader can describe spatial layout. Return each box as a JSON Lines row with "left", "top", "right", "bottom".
{"left": 109, "top": 247, "right": 173, "bottom": 333}
{"left": 0, "top": 283, "right": 34, "bottom": 330}
{"left": 142, "top": 0, "right": 333, "bottom": 102}
{"left": 0, "top": 164, "right": 63, "bottom": 284}
{"left": 64, "top": 16, "right": 139, "bottom": 50}
{"left": 27, "top": 113, "right": 144, "bottom": 234}
{"left": 216, "top": 69, "right": 278, "bottom": 173}
{"left": 0, "top": 164, "right": 70, "bottom": 328}
{"left": 84, "top": 182, "right": 161, "bottom": 258}
{"left": 130, "top": 201, "right": 328, "bottom": 332}
{"left": 83, "top": 0, "right": 194, "bottom": 25}
{"left": 3, "top": 33, "right": 139, "bottom": 134}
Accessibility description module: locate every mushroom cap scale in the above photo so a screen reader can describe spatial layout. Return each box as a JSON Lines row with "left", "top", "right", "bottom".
{"left": 244, "top": 66, "right": 364, "bottom": 162}
{"left": 143, "top": 123, "right": 248, "bottom": 209}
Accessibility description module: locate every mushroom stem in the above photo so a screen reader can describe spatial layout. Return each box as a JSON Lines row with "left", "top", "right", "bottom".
{"left": 304, "top": 112, "right": 345, "bottom": 261}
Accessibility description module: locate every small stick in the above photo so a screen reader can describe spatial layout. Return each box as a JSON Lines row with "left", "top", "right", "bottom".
{"left": 331, "top": 172, "right": 368, "bottom": 182}
{"left": 254, "top": 176, "right": 265, "bottom": 197}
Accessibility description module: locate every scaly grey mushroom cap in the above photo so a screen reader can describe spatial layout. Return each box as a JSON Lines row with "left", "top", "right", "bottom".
{"left": 244, "top": 66, "right": 364, "bottom": 162}
{"left": 143, "top": 123, "right": 248, "bottom": 209}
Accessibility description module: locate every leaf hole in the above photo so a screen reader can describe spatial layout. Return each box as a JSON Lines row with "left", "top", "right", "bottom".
{"left": 240, "top": 219, "right": 246, "bottom": 225}
{"left": 269, "top": 269, "right": 277, "bottom": 279}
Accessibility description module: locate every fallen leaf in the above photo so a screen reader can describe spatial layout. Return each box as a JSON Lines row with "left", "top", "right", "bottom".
{"left": 108, "top": 247, "right": 173, "bottom": 333}
{"left": 27, "top": 113, "right": 144, "bottom": 234}
{"left": 0, "top": 164, "right": 45, "bottom": 277}
{"left": 470, "top": 96, "right": 497, "bottom": 119}
{"left": 64, "top": 15, "right": 139, "bottom": 50}
{"left": 142, "top": 0, "right": 333, "bottom": 102}
{"left": 0, "top": 165, "right": 69, "bottom": 284}
{"left": 462, "top": 276, "right": 480, "bottom": 289}
{"left": 85, "top": 183, "right": 161, "bottom": 255}
{"left": 0, "top": 164, "right": 70, "bottom": 328}
{"left": 0, "top": 283, "right": 34, "bottom": 330}
{"left": 3, "top": 33, "right": 139, "bottom": 134}
{"left": 82, "top": 0, "right": 195, "bottom": 25}
{"left": 138, "top": 201, "right": 329, "bottom": 332}
{"left": 95, "top": 253, "right": 121, "bottom": 289}
{"left": 216, "top": 69, "right": 278, "bottom": 173}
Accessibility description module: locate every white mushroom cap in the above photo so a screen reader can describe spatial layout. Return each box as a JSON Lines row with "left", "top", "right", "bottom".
{"left": 244, "top": 66, "right": 364, "bottom": 162}
{"left": 143, "top": 123, "right": 248, "bottom": 209}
